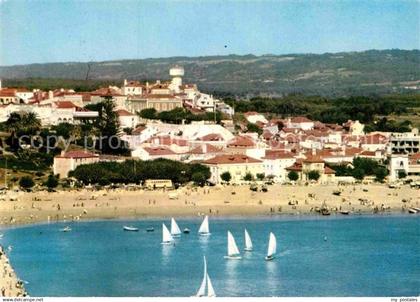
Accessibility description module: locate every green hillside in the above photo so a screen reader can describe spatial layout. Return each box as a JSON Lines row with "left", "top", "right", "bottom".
{"left": 1, "top": 49, "right": 419, "bottom": 97}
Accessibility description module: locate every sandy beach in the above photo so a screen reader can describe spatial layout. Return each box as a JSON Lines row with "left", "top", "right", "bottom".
{"left": 0, "top": 246, "right": 26, "bottom": 297}
{"left": 0, "top": 183, "right": 418, "bottom": 227}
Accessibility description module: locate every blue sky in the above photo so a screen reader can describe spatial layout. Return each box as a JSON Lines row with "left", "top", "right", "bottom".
{"left": 0, "top": 0, "right": 419, "bottom": 65}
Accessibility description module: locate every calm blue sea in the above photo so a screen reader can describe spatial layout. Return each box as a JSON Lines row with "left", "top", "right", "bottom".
{"left": 0, "top": 215, "right": 419, "bottom": 297}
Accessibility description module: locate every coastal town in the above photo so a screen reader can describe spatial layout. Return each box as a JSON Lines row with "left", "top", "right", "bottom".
{"left": 0, "top": 66, "right": 419, "bottom": 187}
{"left": 0, "top": 66, "right": 419, "bottom": 298}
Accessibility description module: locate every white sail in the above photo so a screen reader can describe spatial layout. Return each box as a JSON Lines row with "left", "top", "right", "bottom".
{"left": 196, "top": 256, "right": 216, "bottom": 297}
{"left": 198, "top": 215, "right": 210, "bottom": 234}
{"left": 171, "top": 217, "right": 181, "bottom": 236}
{"left": 227, "top": 231, "right": 240, "bottom": 256}
{"left": 196, "top": 256, "right": 207, "bottom": 297}
{"left": 244, "top": 229, "right": 253, "bottom": 251}
{"left": 267, "top": 232, "right": 277, "bottom": 257}
{"left": 162, "top": 223, "right": 173, "bottom": 243}
{"left": 206, "top": 274, "right": 216, "bottom": 297}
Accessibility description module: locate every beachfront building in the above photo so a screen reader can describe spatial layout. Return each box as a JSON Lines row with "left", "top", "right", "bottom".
{"left": 203, "top": 154, "right": 264, "bottom": 185}
{"left": 389, "top": 129, "right": 420, "bottom": 154}
{"left": 53, "top": 151, "right": 100, "bottom": 178}
{"left": 262, "top": 151, "right": 296, "bottom": 183}
{"left": 286, "top": 157, "right": 336, "bottom": 184}
{"left": 388, "top": 153, "right": 420, "bottom": 181}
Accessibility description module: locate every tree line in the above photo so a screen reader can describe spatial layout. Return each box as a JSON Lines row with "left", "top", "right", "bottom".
{"left": 69, "top": 158, "right": 211, "bottom": 187}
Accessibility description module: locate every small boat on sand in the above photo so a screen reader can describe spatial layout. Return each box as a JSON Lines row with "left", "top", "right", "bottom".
{"left": 408, "top": 208, "right": 418, "bottom": 214}
{"left": 60, "top": 226, "right": 72, "bottom": 232}
{"left": 123, "top": 226, "right": 139, "bottom": 232}
{"left": 340, "top": 210, "right": 350, "bottom": 215}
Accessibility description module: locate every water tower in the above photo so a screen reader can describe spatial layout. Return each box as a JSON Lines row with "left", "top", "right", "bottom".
{"left": 169, "top": 66, "right": 184, "bottom": 92}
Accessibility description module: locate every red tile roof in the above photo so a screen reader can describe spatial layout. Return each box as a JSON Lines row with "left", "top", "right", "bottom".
{"left": 228, "top": 136, "right": 256, "bottom": 148}
{"left": 143, "top": 147, "right": 175, "bottom": 156}
{"left": 204, "top": 154, "right": 262, "bottom": 165}
{"left": 55, "top": 101, "right": 79, "bottom": 109}
{"left": 188, "top": 144, "right": 223, "bottom": 154}
{"left": 198, "top": 133, "right": 224, "bottom": 141}
{"left": 56, "top": 151, "right": 98, "bottom": 159}
{"left": 115, "top": 109, "right": 135, "bottom": 116}
{"left": 290, "top": 116, "right": 313, "bottom": 123}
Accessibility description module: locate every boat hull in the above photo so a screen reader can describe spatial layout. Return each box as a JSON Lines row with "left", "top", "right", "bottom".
{"left": 224, "top": 255, "right": 242, "bottom": 260}
{"left": 123, "top": 227, "right": 139, "bottom": 232}
{"left": 244, "top": 248, "right": 253, "bottom": 252}
{"left": 161, "top": 241, "right": 174, "bottom": 245}
{"left": 265, "top": 255, "right": 275, "bottom": 261}
{"left": 199, "top": 232, "right": 211, "bottom": 236}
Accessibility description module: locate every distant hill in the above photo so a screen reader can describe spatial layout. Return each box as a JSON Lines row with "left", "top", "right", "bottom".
{"left": 1, "top": 49, "right": 419, "bottom": 97}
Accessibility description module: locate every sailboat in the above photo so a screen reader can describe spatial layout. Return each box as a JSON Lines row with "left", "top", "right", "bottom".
{"left": 198, "top": 215, "right": 211, "bottom": 236}
{"left": 224, "top": 231, "right": 242, "bottom": 260}
{"left": 265, "top": 232, "right": 277, "bottom": 261}
{"left": 161, "top": 223, "right": 174, "bottom": 245}
{"left": 244, "top": 229, "right": 253, "bottom": 251}
{"left": 171, "top": 217, "right": 182, "bottom": 237}
{"left": 196, "top": 256, "right": 216, "bottom": 297}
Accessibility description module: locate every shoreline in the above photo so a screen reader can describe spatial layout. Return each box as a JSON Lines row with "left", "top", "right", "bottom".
{"left": 0, "top": 246, "right": 26, "bottom": 297}
{"left": 0, "top": 183, "right": 419, "bottom": 228}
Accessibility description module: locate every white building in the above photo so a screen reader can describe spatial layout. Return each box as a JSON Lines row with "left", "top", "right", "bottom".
{"left": 262, "top": 152, "right": 296, "bottom": 183}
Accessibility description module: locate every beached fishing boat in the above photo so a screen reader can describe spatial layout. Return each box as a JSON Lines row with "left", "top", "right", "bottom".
{"left": 60, "top": 226, "right": 72, "bottom": 232}
{"left": 123, "top": 226, "right": 139, "bottom": 232}
{"left": 171, "top": 217, "right": 182, "bottom": 237}
{"left": 198, "top": 215, "right": 211, "bottom": 236}
{"left": 408, "top": 208, "right": 418, "bottom": 214}
{"left": 161, "top": 223, "right": 174, "bottom": 245}
{"left": 244, "top": 229, "right": 253, "bottom": 251}
{"left": 339, "top": 210, "right": 350, "bottom": 215}
{"left": 265, "top": 232, "right": 277, "bottom": 261}
{"left": 224, "top": 231, "right": 242, "bottom": 260}
{"left": 196, "top": 256, "right": 216, "bottom": 297}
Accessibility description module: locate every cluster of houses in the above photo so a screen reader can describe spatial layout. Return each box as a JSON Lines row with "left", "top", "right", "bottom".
{"left": 53, "top": 112, "right": 420, "bottom": 185}
{"left": 1, "top": 68, "right": 419, "bottom": 185}
{"left": 0, "top": 66, "right": 234, "bottom": 128}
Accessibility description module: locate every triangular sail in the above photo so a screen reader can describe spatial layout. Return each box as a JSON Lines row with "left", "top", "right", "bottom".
{"left": 162, "top": 223, "right": 173, "bottom": 243}
{"left": 244, "top": 229, "right": 253, "bottom": 250}
{"left": 206, "top": 274, "right": 216, "bottom": 297}
{"left": 227, "top": 231, "right": 240, "bottom": 256}
{"left": 196, "top": 256, "right": 207, "bottom": 297}
{"left": 198, "top": 216, "right": 209, "bottom": 234}
{"left": 171, "top": 218, "right": 181, "bottom": 236}
{"left": 267, "top": 232, "right": 277, "bottom": 257}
